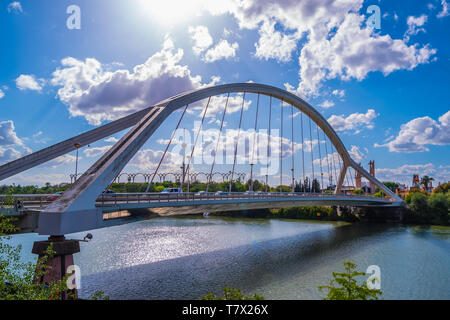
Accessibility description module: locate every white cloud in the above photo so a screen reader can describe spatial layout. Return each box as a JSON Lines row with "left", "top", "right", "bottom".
{"left": 376, "top": 163, "right": 450, "bottom": 185}
{"left": 374, "top": 110, "right": 450, "bottom": 153}
{"left": 7, "top": 1, "right": 22, "bottom": 14}
{"left": 254, "top": 20, "right": 298, "bottom": 63}
{"left": 203, "top": 0, "right": 436, "bottom": 97}
{"left": 0, "top": 146, "right": 21, "bottom": 165}
{"left": 332, "top": 89, "right": 345, "bottom": 98}
{"left": 191, "top": 94, "right": 251, "bottom": 118}
{"left": 328, "top": 109, "right": 378, "bottom": 133}
{"left": 318, "top": 100, "right": 334, "bottom": 109}
{"left": 0, "top": 88, "right": 4, "bottom": 99}
{"left": 128, "top": 149, "right": 183, "bottom": 173}
{"left": 203, "top": 40, "right": 239, "bottom": 63}
{"left": 188, "top": 25, "right": 213, "bottom": 55}
{"left": 0, "top": 120, "right": 30, "bottom": 164}
{"left": 295, "top": 13, "right": 436, "bottom": 96}
{"left": 405, "top": 15, "right": 428, "bottom": 40}
{"left": 0, "top": 120, "right": 23, "bottom": 146}
{"left": 83, "top": 146, "right": 112, "bottom": 157}
{"left": 437, "top": 0, "right": 450, "bottom": 18}
{"left": 51, "top": 37, "right": 214, "bottom": 125}
{"left": 15, "top": 74, "right": 44, "bottom": 91}
{"left": 104, "top": 137, "right": 119, "bottom": 143}
{"left": 347, "top": 145, "right": 365, "bottom": 163}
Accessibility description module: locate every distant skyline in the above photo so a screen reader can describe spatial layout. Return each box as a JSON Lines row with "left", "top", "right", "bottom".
{"left": 1, "top": 0, "right": 449, "bottom": 187}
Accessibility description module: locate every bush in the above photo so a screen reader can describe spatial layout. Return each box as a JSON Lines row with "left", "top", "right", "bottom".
{"left": 433, "top": 183, "right": 449, "bottom": 194}
{"left": 428, "top": 193, "right": 449, "bottom": 225}
{"left": 200, "top": 287, "right": 264, "bottom": 300}
{"left": 318, "top": 261, "right": 382, "bottom": 300}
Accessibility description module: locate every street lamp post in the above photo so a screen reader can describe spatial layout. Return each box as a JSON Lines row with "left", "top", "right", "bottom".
{"left": 74, "top": 143, "right": 81, "bottom": 182}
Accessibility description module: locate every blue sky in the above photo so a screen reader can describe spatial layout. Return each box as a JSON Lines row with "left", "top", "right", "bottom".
{"left": 0, "top": 0, "right": 449, "bottom": 187}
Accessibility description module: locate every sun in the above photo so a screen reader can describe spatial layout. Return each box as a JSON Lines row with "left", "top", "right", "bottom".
{"left": 139, "top": 0, "right": 204, "bottom": 25}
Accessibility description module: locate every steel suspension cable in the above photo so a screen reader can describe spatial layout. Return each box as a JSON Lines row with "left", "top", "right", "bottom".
{"left": 291, "top": 105, "right": 295, "bottom": 192}
{"left": 309, "top": 117, "right": 315, "bottom": 193}
{"left": 229, "top": 93, "right": 246, "bottom": 193}
{"left": 249, "top": 93, "right": 260, "bottom": 191}
{"left": 330, "top": 140, "right": 339, "bottom": 188}
{"left": 145, "top": 104, "right": 189, "bottom": 192}
{"left": 265, "top": 96, "right": 272, "bottom": 193}
{"left": 323, "top": 130, "right": 332, "bottom": 189}
{"left": 186, "top": 97, "right": 212, "bottom": 193}
{"left": 316, "top": 123, "right": 324, "bottom": 191}
{"left": 301, "top": 112, "right": 305, "bottom": 192}
{"left": 280, "top": 100, "right": 284, "bottom": 193}
{"left": 206, "top": 93, "right": 230, "bottom": 192}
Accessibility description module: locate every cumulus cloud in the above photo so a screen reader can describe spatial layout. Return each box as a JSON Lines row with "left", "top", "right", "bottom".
{"left": 189, "top": 25, "right": 213, "bottom": 55}
{"left": 203, "top": 40, "right": 239, "bottom": 63}
{"left": 51, "top": 37, "right": 215, "bottom": 125}
{"left": 296, "top": 13, "right": 436, "bottom": 96}
{"left": 202, "top": 0, "right": 436, "bottom": 96}
{"left": 83, "top": 146, "right": 112, "bottom": 157}
{"left": 0, "top": 120, "right": 23, "bottom": 146}
{"left": 404, "top": 15, "right": 428, "bottom": 40}
{"left": 318, "top": 100, "right": 334, "bottom": 109}
{"left": 374, "top": 110, "right": 450, "bottom": 153}
{"left": 0, "top": 88, "right": 4, "bottom": 99}
{"left": 332, "top": 89, "right": 345, "bottom": 98}
{"left": 437, "top": 0, "right": 450, "bottom": 18}
{"left": 0, "top": 120, "right": 29, "bottom": 164}
{"left": 376, "top": 163, "right": 450, "bottom": 185}
{"left": 7, "top": 1, "right": 22, "bottom": 14}
{"left": 254, "top": 20, "right": 298, "bottom": 63}
{"left": 328, "top": 109, "right": 378, "bottom": 133}
{"left": 15, "top": 74, "right": 44, "bottom": 91}
{"left": 104, "top": 137, "right": 119, "bottom": 143}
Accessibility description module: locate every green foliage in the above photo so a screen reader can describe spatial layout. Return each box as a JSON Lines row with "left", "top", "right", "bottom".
{"left": 274, "top": 206, "right": 333, "bottom": 220}
{"left": 0, "top": 215, "right": 107, "bottom": 300}
{"left": 404, "top": 191, "right": 449, "bottom": 225}
{"left": 318, "top": 262, "right": 382, "bottom": 300}
{"left": 200, "top": 287, "right": 264, "bottom": 300}
{"left": 373, "top": 190, "right": 386, "bottom": 198}
{"left": 383, "top": 182, "right": 399, "bottom": 193}
{"left": 352, "top": 188, "right": 364, "bottom": 195}
{"left": 433, "top": 183, "right": 449, "bottom": 194}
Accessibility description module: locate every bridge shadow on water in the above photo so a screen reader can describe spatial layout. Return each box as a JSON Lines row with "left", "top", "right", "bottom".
{"left": 79, "top": 222, "right": 393, "bottom": 300}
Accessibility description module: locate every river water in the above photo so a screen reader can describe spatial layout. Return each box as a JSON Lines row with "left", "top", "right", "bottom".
{"left": 8, "top": 216, "right": 450, "bottom": 300}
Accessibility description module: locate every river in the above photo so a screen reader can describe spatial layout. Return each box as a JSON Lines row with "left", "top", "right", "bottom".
{"left": 8, "top": 216, "right": 450, "bottom": 300}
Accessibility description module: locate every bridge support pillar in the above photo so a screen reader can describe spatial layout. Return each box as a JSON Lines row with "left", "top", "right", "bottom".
{"left": 32, "top": 236, "right": 80, "bottom": 299}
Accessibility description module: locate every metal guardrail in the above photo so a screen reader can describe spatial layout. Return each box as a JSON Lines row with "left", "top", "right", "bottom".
{"left": 96, "top": 192, "right": 393, "bottom": 207}
{"left": 0, "top": 192, "right": 392, "bottom": 210}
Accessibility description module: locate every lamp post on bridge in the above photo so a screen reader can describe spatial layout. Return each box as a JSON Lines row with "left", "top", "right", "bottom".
{"left": 74, "top": 143, "right": 81, "bottom": 182}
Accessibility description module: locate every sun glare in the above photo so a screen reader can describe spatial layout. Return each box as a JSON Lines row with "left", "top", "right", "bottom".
{"left": 139, "top": 0, "right": 204, "bottom": 25}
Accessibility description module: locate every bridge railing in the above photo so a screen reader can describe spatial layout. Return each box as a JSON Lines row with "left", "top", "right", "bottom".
{"left": 0, "top": 194, "right": 53, "bottom": 209}
{"left": 96, "top": 191, "right": 391, "bottom": 206}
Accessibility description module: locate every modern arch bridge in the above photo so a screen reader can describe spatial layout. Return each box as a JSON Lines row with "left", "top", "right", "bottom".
{"left": 0, "top": 83, "right": 402, "bottom": 236}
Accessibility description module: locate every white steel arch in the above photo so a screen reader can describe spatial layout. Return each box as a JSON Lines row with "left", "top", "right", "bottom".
{"left": 0, "top": 83, "right": 400, "bottom": 234}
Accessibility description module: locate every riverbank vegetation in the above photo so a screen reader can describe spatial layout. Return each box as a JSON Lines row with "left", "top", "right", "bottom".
{"left": 404, "top": 191, "right": 449, "bottom": 225}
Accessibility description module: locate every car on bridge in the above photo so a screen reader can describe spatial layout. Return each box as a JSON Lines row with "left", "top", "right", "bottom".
{"left": 214, "top": 191, "right": 228, "bottom": 196}
{"left": 46, "top": 192, "right": 63, "bottom": 201}
{"left": 161, "top": 188, "right": 182, "bottom": 193}
{"left": 195, "top": 191, "right": 207, "bottom": 196}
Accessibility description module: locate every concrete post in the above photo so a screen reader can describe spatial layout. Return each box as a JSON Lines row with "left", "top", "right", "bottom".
{"left": 32, "top": 236, "right": 80, "bottom": 299}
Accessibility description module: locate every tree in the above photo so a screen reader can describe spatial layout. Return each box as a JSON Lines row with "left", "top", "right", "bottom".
{"left": 433, "top": 182, "right": 449, "bottom": 194}
{"left": 428, "top": 193, "right": 449, "bottom": 225}
{"left": 318, "top": 261, "right": 382, "bottom": 300}
{"left": 200, "top": 287, "right": 264, "bottom": 300}
{"left": 420, "top": 175, "right": 434, "bottom": 191}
